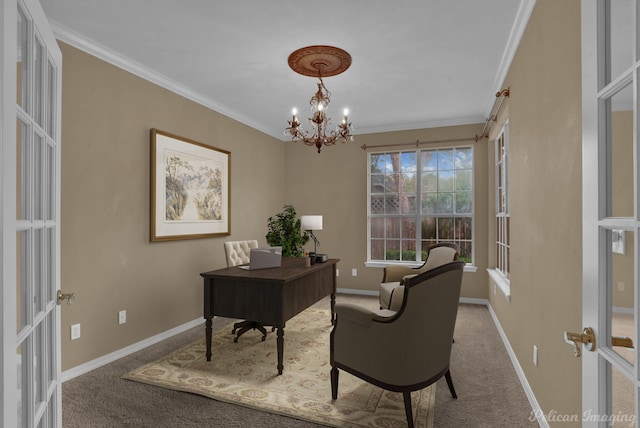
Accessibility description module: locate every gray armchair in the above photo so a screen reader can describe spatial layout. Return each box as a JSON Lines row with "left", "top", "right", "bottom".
{"left": 223, "top": 240, "right": 269, "bottom": 342}
{"left": 379, "top": 242, "right": 460, "bottom": 311}
{"left": 330, "top": 260, "right": 465, "bottom": 428}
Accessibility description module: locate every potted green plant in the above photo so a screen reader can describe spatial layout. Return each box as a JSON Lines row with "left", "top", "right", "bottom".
{"left": 265, "top": 205, "right": 310, "bottom": 257}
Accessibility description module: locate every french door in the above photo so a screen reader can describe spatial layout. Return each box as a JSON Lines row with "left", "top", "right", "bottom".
{"left": 1, "top": 0, "right": 62, "bottom": 426}
{"left": 581, "top": 0, "right": 640, "bottom": 425}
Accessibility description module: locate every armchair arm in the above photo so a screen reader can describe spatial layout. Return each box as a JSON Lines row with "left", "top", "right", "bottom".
{"left": 383, "top": 265, "right": 418, "bottom": 283}
{"left": 335, "top": 303, "right": 376, "bottom": 327}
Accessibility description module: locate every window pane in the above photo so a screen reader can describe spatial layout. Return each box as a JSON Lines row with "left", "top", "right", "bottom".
{"left": 422, "top": 217, "right": 436, "bottom": 240}
{"left": 422, "top": 193, "right": 436, "bottom": 214}
{"left": 456, "top": 217, "right": 472, "bottom": 240}
{"left": 402, "top": 239, "right": 416, "bottom": 261}
{"left": 606, "top": 0, "right": 634, "bottom": 85}
{"left": 438, "top": 149, "right": 454, "bottom": 170}
{"left": 386, "top": 240, "right": 400, "bottom": 260}
{"left": 455, "top": 191, "right": 472, "bottom": 213}
{"left": 438, "top": 217, "right": 454, "bottom": 240}
{"left": 371, "top": 195, "right": 384, "bottom": 214}
{"left": 370, "top": 153, "right": 387, "bottom": 173}
{"left": 607, "top": 82, "right": 633, "bottom": 218}
{"left": 371, "top": 239, "right": 384, "bottom": 260}
{"left": 421, "top": 151, "right": 437, "bottom": 171}
{"left": 455, "top": 169, "right": 472, "bottom": 191}
{"left": 370, "top": 174, "right": 384, "bottom": 193}
{"left": 386, "top": 218, "right": 400, "bottom": 238}
{"left": 455, "top": 147, "right": 473, "bottom": 169}
{"left": 438, "top": 170, "right": 454, "bottom": 191}
{"left": 401, "top": 218, "right": 416, "bottom": 239}
{"left": 17, "top": 7, "right": 28, "bottom": 110}
{"left": 422, "top": 172, "right": 437, "bottom": 192}
{"left": 437, "top": 193, "right": 453, "bottom": 213}
{"left": 371, "top": 217, "right": 384, "bottom": 238}
{"left": 385, "top": 195, "right": 399, "bottom": 214}
{"left": 399, "top": 194, "right": 416, "bottom": 214}
{"left": 401, "top": 173, "right": 416, "bottom": 193}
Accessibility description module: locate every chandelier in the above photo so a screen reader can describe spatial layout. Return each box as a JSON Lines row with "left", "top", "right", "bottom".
{"left": 285, "top": 46, "right": 354, "bottom": 153}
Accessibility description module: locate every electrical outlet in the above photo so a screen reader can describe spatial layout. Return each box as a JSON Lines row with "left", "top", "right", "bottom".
{"left": 71, "top": 324, "right": 81, "bottom": 340}
{"left": 533, "top": 345, "right": 538, "bottom": 366}
{"left": 118, "top": 310, "right": 127, "bottom": 325}
{"left": 618, "top": 282, "right": 625, "bottom": 291}
{"left": 494, "top": 283, "right": 497, "bottom": 295}
{"left": 351, "top": 268, "right": 357, "bottom": 277}
{"left": 336, "top": 269, "right": 340, "bottom": 277}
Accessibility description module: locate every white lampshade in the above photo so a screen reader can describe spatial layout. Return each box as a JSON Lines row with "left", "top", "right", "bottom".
{"left": 301, "top": 215, "right": 323, "bottom": 231}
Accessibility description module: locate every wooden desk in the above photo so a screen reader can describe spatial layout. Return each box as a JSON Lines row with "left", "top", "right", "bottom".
{"left": 200, "top": 257, "right": 339, "bottom": 374}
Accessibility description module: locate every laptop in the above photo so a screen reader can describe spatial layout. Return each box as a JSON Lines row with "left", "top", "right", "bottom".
{"left": 238, "top": 246, "right": 282, "bottom": 270}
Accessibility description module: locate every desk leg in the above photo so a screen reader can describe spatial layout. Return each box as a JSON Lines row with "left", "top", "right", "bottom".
{"left": 276, "top": 327, "right": 284, "bottom": 375}
{"left": 205, "top": 318, "right": 212, "bottom": 361}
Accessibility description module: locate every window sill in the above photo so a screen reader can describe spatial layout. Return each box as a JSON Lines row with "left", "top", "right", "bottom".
{"left": 487, "top": 268, "right": 511, "bottom": 301}
{"left": 365, "top": 261, "right": 478, "bottom": 273}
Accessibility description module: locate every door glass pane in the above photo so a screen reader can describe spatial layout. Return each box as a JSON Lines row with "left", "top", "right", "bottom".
{"left": 34, "top": 36, "right": 44, "bottom": 128}
{"left": 34, "top": 323, "right": 43, "bottom": 406}
{"left": 34, "top": 132, "right": 43, "bottom": 221}
{"left": 17, "top": 118, "right": 28, "bottom": 220}
{"left": 607, "top": 82, "right": 633, "bottom": 218}
{"left": 609, "top": 228, "right": 635, "bottom": 365}
{"left": 606, "top": 0, "right": 634, "bottom": 85}
{"left": 46, "top": 311, "right": 55, "bottom": 385}
{"left": 17, "top": 230, "right": 29, "bottom": 333}
{"left": 34, "top": 229, "right": 43, "bottom": 315}
{"left": 609, "top": 363, "right": 635, "bottom": 426}
{"left": 17, "top": 342, "right": 25, "bottom": 428}
{"left": 46, "top": 59, "right": 55, "bottom": 138}
{"left": 17, "top": 6, "right": 28, "bottom": 110}
{"left": 46, "top": 227, "right": 54, "bottom": 302}
{"left": 45, "top": 144, "right": 54, "bottom": 221}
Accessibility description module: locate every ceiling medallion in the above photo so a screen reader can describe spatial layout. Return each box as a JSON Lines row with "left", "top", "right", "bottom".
{"left": 285, "top": 46, "right": 354, "bottom": 153}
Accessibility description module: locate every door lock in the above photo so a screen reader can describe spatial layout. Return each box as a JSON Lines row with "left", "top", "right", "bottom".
{"left": 564, "top": 327, "right": 596, "bottom": 357}
{"left": 56, "top": 290, "right": 76, "bottom": 305}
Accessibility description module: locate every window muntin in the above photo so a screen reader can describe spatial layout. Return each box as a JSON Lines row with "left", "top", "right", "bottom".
{"left": 368, "top": 147, "right": 473, "bottom": 264}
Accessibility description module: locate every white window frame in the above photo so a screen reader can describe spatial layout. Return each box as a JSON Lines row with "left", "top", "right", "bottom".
{"left": 488, "top": 122, "right": 511, "bottom": 299}
{"left": 366, "top": 146, "right": 475, "bottom": 270}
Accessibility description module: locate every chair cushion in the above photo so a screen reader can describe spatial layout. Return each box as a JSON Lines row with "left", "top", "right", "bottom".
{"left": 379, "top": 281, "right": 400, "bottom": 309}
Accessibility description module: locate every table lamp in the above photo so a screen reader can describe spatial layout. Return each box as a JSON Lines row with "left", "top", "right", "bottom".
{"left": 301, "top": 215, "right": 323, "bottom": 258}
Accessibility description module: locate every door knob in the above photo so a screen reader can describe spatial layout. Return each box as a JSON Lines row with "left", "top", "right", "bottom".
{"left": 56, "top": 290, "right": 75, "bottom": 305}
{"left": 564, "top": 327, "right": 596, "bottom": 357}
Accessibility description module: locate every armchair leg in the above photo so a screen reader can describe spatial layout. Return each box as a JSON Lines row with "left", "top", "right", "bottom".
{"left": 403, "top": 391, "right": 415, "bottom": 428}
{"left": 445, "top": 369, "right": 458, "bottom": 399}
{"left": 330, "top": 366, "right": 339, "bottom": 399}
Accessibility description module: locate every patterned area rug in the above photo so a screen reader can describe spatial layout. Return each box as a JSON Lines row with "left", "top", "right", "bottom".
{"left": 123, "top": 308, "right": 435, "bottom": 427}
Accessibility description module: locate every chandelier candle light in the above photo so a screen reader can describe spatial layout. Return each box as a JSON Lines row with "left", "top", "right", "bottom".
{"left": 285, "top": 46, "right": 354, "bottom": 153}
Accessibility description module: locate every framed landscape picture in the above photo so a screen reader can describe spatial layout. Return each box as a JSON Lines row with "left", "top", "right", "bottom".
{"left": 150, "top": 129, "right": 230, "bottom": 241}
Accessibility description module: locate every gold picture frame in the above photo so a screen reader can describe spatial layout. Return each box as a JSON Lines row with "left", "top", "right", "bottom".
{"left": 150, "top": 129, "right": 230, "bottom": 241}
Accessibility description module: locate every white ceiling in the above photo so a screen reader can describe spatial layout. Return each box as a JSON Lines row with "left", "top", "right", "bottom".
{"left": 39, "top": 0, "right": 535, "bottom": 140}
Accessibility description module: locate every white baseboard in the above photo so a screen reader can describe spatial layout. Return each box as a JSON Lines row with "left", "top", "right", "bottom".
{"left": 487, "top": 303, "right": 546, "bottom": 428}
{"left": 61, "top": 318, "right": 203, "bottom": 382}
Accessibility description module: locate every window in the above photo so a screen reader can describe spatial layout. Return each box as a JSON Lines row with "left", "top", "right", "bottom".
{"left": 368, "top": 147, "right": 473, "bottom": 264}
{"left": 495, "top": 124, "right": 509, "bottom": 278}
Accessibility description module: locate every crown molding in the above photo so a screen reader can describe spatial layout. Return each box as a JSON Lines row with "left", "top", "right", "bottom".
{"left": 484, "top": 0, "right": 537, "bottom": 115}
{"left": 353, "top": 115, "right": 485, "bottom": 137}
{"left": 48, "top": 19, "right": 280, "bottom": 139}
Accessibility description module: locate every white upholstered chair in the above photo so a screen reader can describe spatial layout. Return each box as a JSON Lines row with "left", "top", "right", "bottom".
{"left": 331, "top": 260, "right": 465, "bottom": 428}
{"left": 223, "top": 240, "right": 269, "bottom": 342}
{"left": 379, "top": 243, "right": 460, "bottom": 311}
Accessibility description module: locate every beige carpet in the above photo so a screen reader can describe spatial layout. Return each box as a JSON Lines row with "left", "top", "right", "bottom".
{"left": 123, "top": 308, "right": 435, "bottom": 427}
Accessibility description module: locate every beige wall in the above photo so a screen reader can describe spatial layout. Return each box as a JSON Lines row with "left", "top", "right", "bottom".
{"left": 284, "top": 124, "right": 488, "bottom": 300}
{"left": 60, "top": 43, "right": 286, "bottom": 370}
{"left": 487, "top": 0, "right": 583, "bottom": 422}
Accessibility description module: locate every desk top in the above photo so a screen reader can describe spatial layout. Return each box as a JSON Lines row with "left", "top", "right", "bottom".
{"left": 200, "top": 257, "right": 339, "bottom": 282}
